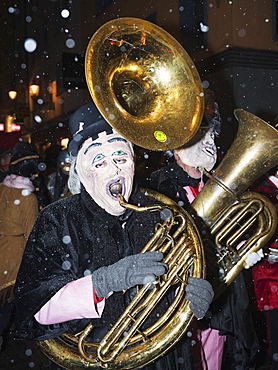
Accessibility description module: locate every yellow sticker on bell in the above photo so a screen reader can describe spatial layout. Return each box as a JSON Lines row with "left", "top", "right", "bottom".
{"left": 154, "top": 130, "right": 167, "bottom": 142}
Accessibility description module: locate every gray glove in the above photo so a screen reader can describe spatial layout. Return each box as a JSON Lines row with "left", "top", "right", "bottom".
{"left": 92, "top": 251, "right": 167, "bottom": 298}
{"left": 186, "top": 277, "right": 214, "bottom": 319}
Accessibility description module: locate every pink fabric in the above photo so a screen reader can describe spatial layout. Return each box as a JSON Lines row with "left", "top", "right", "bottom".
{"left": 34, "top": 275, "right": 105, "bottom": 325}
{"left": 198, "top": 328, "right": 226, "bottom": 370}
{"left": 3, "top": 174, "right": 35, "bottom": 192}
{"left": 183, "top": 181, "right": 204, "bottom": 204}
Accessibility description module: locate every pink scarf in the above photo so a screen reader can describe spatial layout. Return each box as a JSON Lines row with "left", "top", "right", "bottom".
{"left": 3, "top": 174, "right": 35, "bottom": 192}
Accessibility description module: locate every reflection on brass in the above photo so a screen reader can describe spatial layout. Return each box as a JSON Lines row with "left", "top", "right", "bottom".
{"left": 85, "top": 17, "right": 204, "bottom": 151}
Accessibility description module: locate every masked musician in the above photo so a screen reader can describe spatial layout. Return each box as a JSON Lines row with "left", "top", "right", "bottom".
{"left": 14, "top": 102, "right": 215, "bottom": 370}
{"left": 148, "top": 90, "right": 260, "bottom": 369}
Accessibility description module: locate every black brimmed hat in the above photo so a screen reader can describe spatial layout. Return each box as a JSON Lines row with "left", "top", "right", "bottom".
{"left": 9, "top": 141, "right": 40, "bottom": 178}
{"left": 68, "top": 102, "right": 113, "bottom": 156}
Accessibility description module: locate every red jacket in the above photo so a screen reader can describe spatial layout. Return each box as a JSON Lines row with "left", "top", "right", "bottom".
{"left": 251, "top": 177, "right": 278, "bottom": 310}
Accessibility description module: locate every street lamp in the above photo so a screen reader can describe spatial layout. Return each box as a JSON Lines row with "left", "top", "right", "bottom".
{"left": 29, "top": 83, "right": 40, "bottom": 97}
{"left": 8, "top": 90, "right": 17, "bottom": 100}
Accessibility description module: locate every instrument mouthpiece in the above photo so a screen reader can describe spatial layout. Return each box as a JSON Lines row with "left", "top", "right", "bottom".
{"left": 109, "top": 182, "right": 122, "bottom": 197}
{"left": 197, "top": 166, "right": 204, "bottom": 173}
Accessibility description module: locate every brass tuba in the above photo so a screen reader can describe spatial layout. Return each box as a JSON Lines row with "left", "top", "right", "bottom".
{"left": 191, "top": 108, "right": 278, "bottom": 297}
{"left": 37, "top": 18, "right": 278, "bottom": 369}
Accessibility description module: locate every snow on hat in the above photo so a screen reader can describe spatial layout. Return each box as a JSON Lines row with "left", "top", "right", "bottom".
{"left": 68, "top": 102, "right": 113, "bottom": 156}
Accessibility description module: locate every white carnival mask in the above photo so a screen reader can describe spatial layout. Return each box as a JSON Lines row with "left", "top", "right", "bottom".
{"left": 76, "top": 131, "right": 135, "bottom": 216}
{"left": 175, "top": 130, "right": 217, "bottom": 178}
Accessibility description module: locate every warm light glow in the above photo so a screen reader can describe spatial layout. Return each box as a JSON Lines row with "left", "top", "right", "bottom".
{"left": 0, "top": 123, "right": 4, "bottom": 131}
{"left": 11, "top": 123, "right": 21, "bottom": 132}
{"left": 8, "top": 90, "right": 17, "bottom": 100}
{"left": 5, "top": 115, "right": 14, "bottom": 132}
{"left": 61, "top": 137, "right": 69, "bottom": 148}
{"left": 29, "top": 83, "right": 40, "bottom": 96}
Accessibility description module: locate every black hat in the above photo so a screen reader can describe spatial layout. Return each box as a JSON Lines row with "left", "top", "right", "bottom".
{"left": 268, "top": 165, "right": 278, "bottom": 176}
{"left": 200, "top": 89, "right": 222, "bottom": 136}
{"left": 10, "top": 141, "right": 40, "bottom": 178}
{"left": 68, "top": 102, "right": 113, "bottom": 156}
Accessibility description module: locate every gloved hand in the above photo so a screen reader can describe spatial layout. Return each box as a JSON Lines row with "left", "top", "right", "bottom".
{"left": 267, "top": 247, "right": 278, "bottom": 262}
{"left": 92, "top": 251, "right": 167, "bottom": 298}
{"left": 185, "top": 277, "right": 214, "bottom": 319}
{"left": 244, "top": 249, "right": 264, "bottom": 269}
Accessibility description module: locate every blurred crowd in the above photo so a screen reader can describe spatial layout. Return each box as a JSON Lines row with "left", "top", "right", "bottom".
{"left": 0, "top": 142, "right": 72, "bottom": 355}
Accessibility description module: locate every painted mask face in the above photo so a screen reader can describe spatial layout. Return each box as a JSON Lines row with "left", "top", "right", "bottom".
{"left": 76, "top": 131, "right": 135, "bottom": 216}
{"left": 175, "top": 130, "right": 217, "bottom": 176}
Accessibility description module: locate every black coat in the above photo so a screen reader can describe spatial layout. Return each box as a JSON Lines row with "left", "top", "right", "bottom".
{"left": 148, "top": 162, "right": 206, "bottom": 206}
{"left": 14, "top": 186, "right": 195, "bottom": 370}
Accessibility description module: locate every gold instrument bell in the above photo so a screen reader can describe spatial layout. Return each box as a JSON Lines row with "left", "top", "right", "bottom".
{"left": 85, "top": 17, "right": 204, "bottom": 151}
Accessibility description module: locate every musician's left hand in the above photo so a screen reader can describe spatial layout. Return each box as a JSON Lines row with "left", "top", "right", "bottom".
{"left": 244, "top": 249, "right": 264, "bottom": 269}
{"left": 186, "top": 277, "right": 214, "bottom": 319}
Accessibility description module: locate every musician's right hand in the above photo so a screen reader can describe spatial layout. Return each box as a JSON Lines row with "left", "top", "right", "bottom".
{"left": 91, "top": 251, "right": 167, "bottom": 298}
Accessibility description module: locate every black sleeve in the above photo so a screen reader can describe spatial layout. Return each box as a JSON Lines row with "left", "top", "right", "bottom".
{"left": 14, "top": 205, "right": 82, "bottom": 340}
{"left": 148, "top": 169, "right": 179, "bottom": 202}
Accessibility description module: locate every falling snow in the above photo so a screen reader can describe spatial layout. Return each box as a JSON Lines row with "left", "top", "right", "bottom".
{"left": 24, "top": 38, "right": 37, "bottom": 53}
